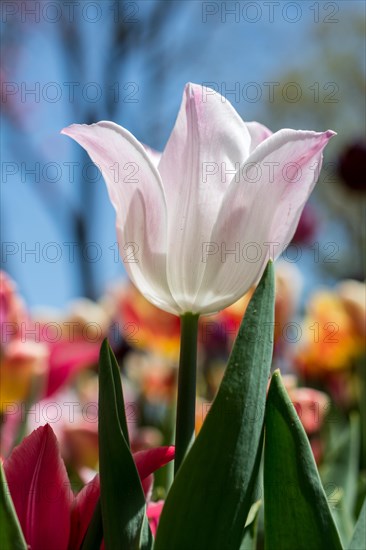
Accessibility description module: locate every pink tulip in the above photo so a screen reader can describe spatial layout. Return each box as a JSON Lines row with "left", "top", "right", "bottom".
{"left": 4, "top": 424, "right": 174, "bottom": 549}
{"left": 62, "top": 83, "right": 334, "bottom": 316}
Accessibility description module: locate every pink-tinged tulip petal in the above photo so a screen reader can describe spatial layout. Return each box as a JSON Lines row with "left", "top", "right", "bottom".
{"left": 158, "top": 83, "right": 252, "bottom": 312}
{"left": 62, "top": 85, "right": 335, "bottom": 316}
{"left": 246, "top": 121, "right": 273, "bottom": 152}
{"left": 61, "top": 122, "right": 178, "bottom": 315}
{"left": 262, "top": 130, "right": 336, "bottom": 247}
{"left": 45, "top": 339, "right": 100, "bottom": 397}
{"left": 4, "top": 424, "right": 71, "bottom": 550}
{"left": 194, "top": 129, "right": 335, "bottom": 312}
{"left": 147, "top": 500, "right": 164, "bottom": 537}
{"left": 70, "top": 446, "right": 174, "bottom": 548}
{"left": 143, "top": 144, "right": 162, "bottom": 167}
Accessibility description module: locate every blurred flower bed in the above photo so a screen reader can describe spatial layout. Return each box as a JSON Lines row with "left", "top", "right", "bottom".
{"left": 1, "top": 261, "right": 365, "bottom": 541}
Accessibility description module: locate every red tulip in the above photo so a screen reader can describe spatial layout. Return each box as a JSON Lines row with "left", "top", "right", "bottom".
{"left": 4, "top": 424, "right": 174, "bottom": 549}
{"left": 4, "top": 424, "right": 71, "bottom": 550}
{"left": 69, "top": 446, "right": 174, "bottom": 548}
{"left": 146, "top": 500, "right": 165, "bottom": 537}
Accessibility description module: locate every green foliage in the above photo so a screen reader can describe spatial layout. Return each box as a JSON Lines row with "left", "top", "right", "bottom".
{"left": 264, "top": 371, "right": 343, "bottom": 550}
{"left": 98, "top": 340, "right": 152, "bottom": 550}
{"left": 155, "top": 262, "right": 275, "bottom": 550}
{"left": 348, "top": 498, "right": 366, "bottom": 550}
{"left": 0, "top": 462, "right": 27, "bottom": 550}
{"left": 320, "top": 414, "right": 361, "bottom": 545}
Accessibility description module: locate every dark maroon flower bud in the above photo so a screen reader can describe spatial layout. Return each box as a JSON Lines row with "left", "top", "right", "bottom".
{"left": 337, "top": 141, "right": 366, "bottom": 192}
{"left": 292, "top": 204, "right": 318, "bottom": 245}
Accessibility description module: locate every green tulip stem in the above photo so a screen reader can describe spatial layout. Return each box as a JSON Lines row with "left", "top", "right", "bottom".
{"left": 174, "top": 312, "right": 199, "bottom": 475}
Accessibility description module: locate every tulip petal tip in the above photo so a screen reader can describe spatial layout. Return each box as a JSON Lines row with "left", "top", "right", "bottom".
{"left": 60, "top": 126, "right": 72, "bottom": 136}
{"left": 61, "top": 123, "right": 85, "bottom": 137}
{"left": 185, "top": 82, "right": 195, "bottom": 98}
{"left": 326, "top": 129, "right": 337, "bottom": 139}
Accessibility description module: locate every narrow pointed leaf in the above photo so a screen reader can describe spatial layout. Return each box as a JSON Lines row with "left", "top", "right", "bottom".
{"left": 264, "top": 371, "right": 343, "bottom": 550}
{"left": 98, "top": 339, "right": 152, "bottom": 549}
{"left": 348, "top": 498, "right": 366, "bottom": 550}
{"left": 0, "top": 462, "right": 27, "bottom": 550}
{"left": 240, "top": 500, "right": 261, "bottom": 550}
{"left": 155, "top": 261, "right": 275, "bottom": 550}
{"left": 100, "top": 339, "right": 130, "bottom": 444}
{"left": 83, "top": 339, "right": 132, "bottom": 550}
{"left": 138, "top": 514, "right": 153, "bottom": 550}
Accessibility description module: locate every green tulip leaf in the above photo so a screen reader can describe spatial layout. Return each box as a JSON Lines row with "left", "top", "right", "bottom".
{"left": 348, "top": 497, "right": 366, "bottom": 550}
{"left": 240, "top": 500, "right": 262, "bottom": 550}
{"left": 81, "top": 499, "right": 103, "bottom": 550}
{"left": 264, "top": 371, "right": 343, "bottom": 550}
{"left": 98, "top": 339, "right": 152, "bottom": 550}
{"left": 320, "top": 414, "right": 360, "bottom": 545}
{"left": 155, "top": 261, "right": 275, "bottom": 550}
{"left": 0, "top": 462, "right": 27, "bottom": 550}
